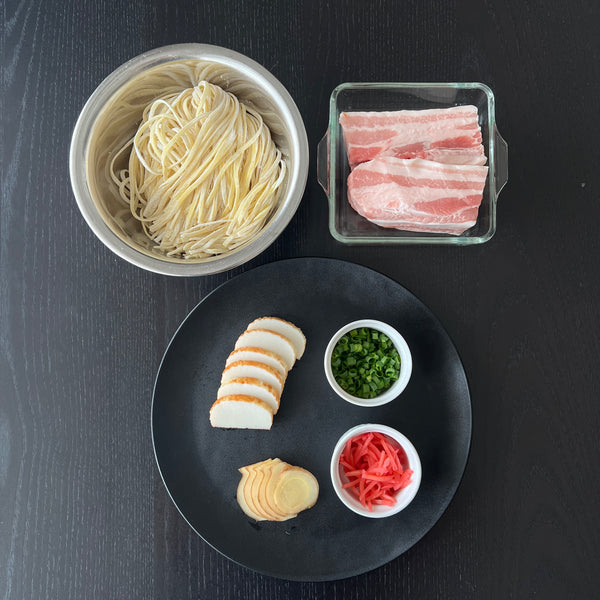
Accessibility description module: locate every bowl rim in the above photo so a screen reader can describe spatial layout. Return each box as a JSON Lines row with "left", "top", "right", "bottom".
{"left": 69, "top": 43, "right": 309, "bottom": 276}
{"left": 330, "top": 423, "right": 422, "bottom": 518}
{"left": 323, "top": 318, "right": 412, "bottom": 406}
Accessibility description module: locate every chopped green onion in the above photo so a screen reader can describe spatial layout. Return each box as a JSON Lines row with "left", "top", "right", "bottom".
{"left": 331, "top": 327, "right": 401, "bottom": 399}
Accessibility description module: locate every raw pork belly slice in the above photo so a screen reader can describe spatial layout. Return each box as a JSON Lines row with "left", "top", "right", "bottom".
{"left": 347, "top": 157, "right": 488, "bottom": 235}
{"left": 340, "top": 106, "right": 486, "bottom": 169}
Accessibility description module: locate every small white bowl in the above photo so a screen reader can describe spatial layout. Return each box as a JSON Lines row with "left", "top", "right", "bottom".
{"left": 330, "top": 423, "right": 422, "bottom": 518}
{"left": 323, "top": 319, "right": 412, "bottom": 407}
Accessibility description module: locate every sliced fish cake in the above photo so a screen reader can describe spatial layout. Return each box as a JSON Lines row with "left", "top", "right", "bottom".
{"left": 247, "top": 317, "right": 306, "bottom": 360}
{"left": 234, "top": 329, "right": 296, "bottom": 370}
{"left": 209, "top": 395, "right": 273, "bottom": 430}
{"left": 221, "top": 361, "right": 284, "bottom": 396}
{"left": 217, "top": 377, "right": 280, "bottom": 414}
{"left": 225, "top": 347, "right": 288, "bottom": 380}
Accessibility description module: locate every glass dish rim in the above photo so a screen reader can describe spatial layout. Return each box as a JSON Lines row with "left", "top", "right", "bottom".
{"left": 326, "top": 81, "right": 498, "bottom": 246}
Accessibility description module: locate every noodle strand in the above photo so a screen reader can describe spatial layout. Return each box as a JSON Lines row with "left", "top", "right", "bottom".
{"left": 110, "top": 79, "right": 285, "bottom": 258}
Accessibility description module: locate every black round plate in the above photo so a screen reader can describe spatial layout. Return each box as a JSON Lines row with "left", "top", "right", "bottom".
{"left": 152, "top": 257, "right": 471, "bottom": 581}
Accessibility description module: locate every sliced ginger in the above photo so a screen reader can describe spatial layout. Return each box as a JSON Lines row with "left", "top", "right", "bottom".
{"left": 273, "top": 467, "right": 319, "bottom": 515}
{"left": 236, "top": 467, "right": 263, "bottom": 521}
{"left": 237, "top": 458, "right": 319, "bottom": 521}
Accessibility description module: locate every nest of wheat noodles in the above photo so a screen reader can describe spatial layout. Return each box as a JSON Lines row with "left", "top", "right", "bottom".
{"left": 109, "top": 80, "right": 286, "bottom": 258}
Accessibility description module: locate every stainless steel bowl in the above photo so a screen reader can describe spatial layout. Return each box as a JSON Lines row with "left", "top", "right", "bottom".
{"left": 70, "top": 44, "right": 309, "bottom": 276}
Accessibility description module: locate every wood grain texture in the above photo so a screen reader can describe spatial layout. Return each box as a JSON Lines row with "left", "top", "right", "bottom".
{"left": 2, "top": 0, "right": 600, "bottom": 598}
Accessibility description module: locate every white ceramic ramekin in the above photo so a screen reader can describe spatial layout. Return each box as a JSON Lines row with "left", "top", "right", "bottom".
{"left": 330, "top": 423, "right": 422, "bottom": 518}
{"left": 324, "top": 319, "right": 412, "bottom": 407}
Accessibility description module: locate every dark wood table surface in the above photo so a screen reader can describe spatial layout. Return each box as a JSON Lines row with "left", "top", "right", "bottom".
{"left": 3, "top": 0, "right": 600, "bottom": 598}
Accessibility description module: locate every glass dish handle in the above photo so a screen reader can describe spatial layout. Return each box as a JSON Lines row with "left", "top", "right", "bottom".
{"left": 317, "top": 132, "right": 329, "bottom": 195}
{"left": 494, "top": 127, "right": 508, "bottom": 198}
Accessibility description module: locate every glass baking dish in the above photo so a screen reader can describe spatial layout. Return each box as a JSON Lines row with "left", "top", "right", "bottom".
{"left": 317, "top": 82, "right": 508, "bottom": 245}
